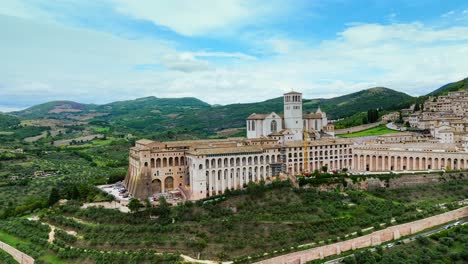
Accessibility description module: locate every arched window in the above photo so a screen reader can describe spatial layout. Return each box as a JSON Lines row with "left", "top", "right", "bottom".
{"left": 252, "top": 120, "right": 256, "bottom": 130}
{"left": 271, "top": 120, "right": 277, "bottom": 132}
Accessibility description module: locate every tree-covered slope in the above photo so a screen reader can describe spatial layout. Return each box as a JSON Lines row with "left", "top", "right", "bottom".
{"left": 11, "top": 100, "right": 97, "bottom": 119}
{"left": 0, "top": 113, "right": 20, "bottom": 130}
{"left": 428, "top": 77, "right": 468, "bottom": 96}
{"left": 8, "top": 88, "right": 414, "bottom": 138}
{"left": 303, "top": 87, "right": 414, "bottom": 119}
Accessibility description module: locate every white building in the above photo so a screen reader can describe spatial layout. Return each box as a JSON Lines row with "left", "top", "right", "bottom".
{"left": 246, "top": 91, "right": 328, "bottom": 141}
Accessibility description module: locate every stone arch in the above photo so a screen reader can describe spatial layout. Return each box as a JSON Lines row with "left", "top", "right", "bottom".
{"left": 163, "top": 157, "right": 167, "bottom": 167}
{"left": 199, "top": 164, "right": 203, "bottom": 170}
{"left": 180, "top": 157, "right": 185, "bottom": 165}
{"left": 151, "top": 179, "right": 162, "bottom": 193}
{"left": 156, "top": 158, "right": 161, "bottom": 168}
{"left": 242, "top": 157, "right": 246, "bottom": 166}
{"left": 254, "top": 156, "right": 258, "bottom": 165}
{"left": 230, "top": 158, "right": 235, "bottom": 167}
{"left": 218, "top": 158, "right": 222, "bottom": 168}
{"left": 169, "top": 157, "right": 173, "bottom": 166}
{"left": 236, "top": 157, "right": 241, "bottom": 166}
{"left": 211, "top": 159, "right": 216, "bottom": 168}
{"left": 206, "top": 159, "right": 210, "bottom": 169}
{"left": 150, "top": 158, "right": 155, "bottom": 168}
{"left": 175, "top": 157, "right": 179, "bottom": 166}
{"left": 164, "top": 177, "right": 174, "bottom": 191}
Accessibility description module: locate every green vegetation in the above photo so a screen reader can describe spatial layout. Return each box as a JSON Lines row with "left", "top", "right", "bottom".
{"left": 337, "top": 125, "right": 397, "bottom": 137}
{"left": 9, "top": 87, "right": 414, "bottom": 139}
{"left": 0, "top": 248, "right": 17, "bottom": 264}
{"left": 0, "top": 218, "right": 180, "bottom": 264}
{"left": 338, "top": 225, "right": 468, "bottom": 264}
{"left": 429, "top": 77, "right": 468, "bottom": 96}
{"left": 0, "top": 114, "right": 20, "bottom": 130}
{"left": 14, "top": 179, "right": 463, "bottom": 262}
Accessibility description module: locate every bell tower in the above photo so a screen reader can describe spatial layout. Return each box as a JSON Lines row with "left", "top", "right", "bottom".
{"left": 283, "top": 91, "right": 303, "bottom": 140}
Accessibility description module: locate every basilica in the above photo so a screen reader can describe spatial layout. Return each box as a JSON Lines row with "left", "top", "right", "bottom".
{"left": 124, "top": 91, "right": 352, "bottom": 200}
{"left": 123, "top": 91, "right": 468, "bottom": 201}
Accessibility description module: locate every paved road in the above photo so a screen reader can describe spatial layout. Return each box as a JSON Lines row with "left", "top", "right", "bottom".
{"left": 324, "top": 218, "right": 467, "bottom": 264}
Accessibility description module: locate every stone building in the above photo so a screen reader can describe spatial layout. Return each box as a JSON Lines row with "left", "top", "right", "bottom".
{"left": 352, "top": 143, "right": 468, "bottom": 172}
{"left": 410, "top": 90, "right": 468, "bottom": 143}
{"left": 124, "top": 92, "right": 350, "bottom": 200}
{"left": 247, "top": 92, "right": 329, "bottom": 141}
{"left": 124, "top": 90, "right": 468, "bottom": 201}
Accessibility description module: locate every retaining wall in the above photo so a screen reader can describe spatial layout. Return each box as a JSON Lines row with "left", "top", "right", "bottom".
{"left": 255, "top": 206, "right": 468, "bottom": 264}
{"left": 0, "top": 241, "right": 34, "bottom": 264}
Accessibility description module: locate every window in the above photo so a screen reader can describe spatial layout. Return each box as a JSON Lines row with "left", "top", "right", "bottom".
{"left": 252, "top": 120, "right": 255, "bottom": 130}
{"left": 271, "top": 120, "right": 277, "bottom": 132}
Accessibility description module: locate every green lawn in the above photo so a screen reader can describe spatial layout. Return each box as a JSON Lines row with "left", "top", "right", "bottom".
{"left": 337, "top": 125, "right": 398, "bottom": 138}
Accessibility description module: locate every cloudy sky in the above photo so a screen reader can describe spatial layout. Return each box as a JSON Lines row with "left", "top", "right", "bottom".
{"left": 1, "top": 0, "right": 468, "bottom": 111}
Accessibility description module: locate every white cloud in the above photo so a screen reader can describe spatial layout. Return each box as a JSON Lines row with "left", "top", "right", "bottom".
{"left": 1, "top": 3, "right": 468, "bottom": 108}
{"left": 113, "top": 0, "right": 252, "bottom": 36}
{"left": 112, "top": 0, "right": 290, "bottom": 36}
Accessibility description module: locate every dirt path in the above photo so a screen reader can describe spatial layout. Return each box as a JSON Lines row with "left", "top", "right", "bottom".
{"left": 48, "top": 225, "right": 56, "bottom": 243}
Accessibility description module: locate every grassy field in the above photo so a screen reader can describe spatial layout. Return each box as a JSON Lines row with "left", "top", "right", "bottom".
{"left": 337, "top": 125, "right": 398, "bottom": 138}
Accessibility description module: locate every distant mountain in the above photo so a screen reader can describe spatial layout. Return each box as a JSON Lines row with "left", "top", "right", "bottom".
{"left": 303, "top": 87, "right": 413, "bottom": 118}
{"left": 9, "top": 88, "right": 414, "bottom": 138}
{"left": 11, "top": 100, "right": 97, "bottom": 119}
{"left": 173, "top": 87, "right": 414, "bottom": 134}
{"left": 428, "top": 77, "right": 468, "bottom": 96}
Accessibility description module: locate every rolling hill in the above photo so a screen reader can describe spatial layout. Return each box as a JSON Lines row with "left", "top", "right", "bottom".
{"left": 10, "top": 87, "right": 414, "bottom": 138}
{"left": 428, "top": 77, "right": 468, "bottom": 96}
{"left": 11, "top": 100, "right": 97, "bottom": 119}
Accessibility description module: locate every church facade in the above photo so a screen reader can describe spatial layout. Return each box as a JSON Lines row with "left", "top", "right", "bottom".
{"left": 246, "top": 92, "right": 329, "bottom": 142}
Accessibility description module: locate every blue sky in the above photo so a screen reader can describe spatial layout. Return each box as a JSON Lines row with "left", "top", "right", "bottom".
{"left": 1, "top": 0, "right": 468, "bottom": 111}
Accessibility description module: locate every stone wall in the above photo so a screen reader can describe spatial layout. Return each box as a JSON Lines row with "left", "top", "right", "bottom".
{"left": 255, "top": 206, "right": 468, "bottom": 264}
{"left": 335, "top": 121, "right": 383, "bottom": 135}
{"left": 0, "top": 241, "right": 34, "bottom": 264}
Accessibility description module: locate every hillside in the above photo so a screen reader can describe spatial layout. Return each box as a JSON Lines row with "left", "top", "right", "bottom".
{"left": 9, "top": 88, "right": 414, "bottom": 138}
{"left": 0, "top": 113, "right": 20, "bottom": 130}
{"left": 428, "top": 77, "right": 468, "bottom": 96}
{"left": 11, "top": 100, "right": 97, "bottom": 119}
{"left": 303, "top": 87, "right": 413, "bottom": 118}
